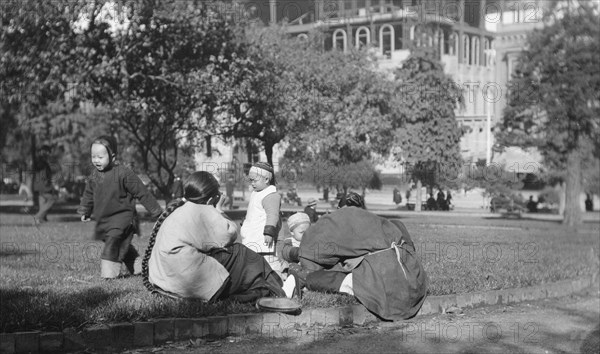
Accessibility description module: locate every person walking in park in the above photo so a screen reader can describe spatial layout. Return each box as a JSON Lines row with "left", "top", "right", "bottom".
{"left": 225, "top": 175, "right": 235, "bottom": 210}
{"left": 77, "top": 135, "right": 163, "bottom": 279}
{"left": 33, "top": 145, "right": 58, "bottom": 224}
{"left": 303, "top": 198, "right": 319, "bottom": 223}
{"left": 143, "top": 171, "right": 284, "bottom": 303}
{"left": 240, "top": 162, "right": 283, "bottom": 274}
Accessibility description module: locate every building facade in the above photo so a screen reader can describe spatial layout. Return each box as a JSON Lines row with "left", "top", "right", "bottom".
{"left": 197, "top": 0, "right": 547, "bottom": 175}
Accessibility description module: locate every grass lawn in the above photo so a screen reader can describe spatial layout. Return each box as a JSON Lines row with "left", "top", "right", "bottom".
{"left": 1, "top": 210, "right": 598, "bottom": 333}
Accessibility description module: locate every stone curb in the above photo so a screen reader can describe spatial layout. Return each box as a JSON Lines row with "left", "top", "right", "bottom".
{"left": 1, "top": 273, "right": 597, "bottom": 353}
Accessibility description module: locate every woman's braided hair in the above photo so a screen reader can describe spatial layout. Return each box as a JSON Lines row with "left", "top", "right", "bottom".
{"left": 141, "top": 199, "right": 185, "bottom": 293}
{"left": 141, "top": 171, "right": 221, "bottom": 293}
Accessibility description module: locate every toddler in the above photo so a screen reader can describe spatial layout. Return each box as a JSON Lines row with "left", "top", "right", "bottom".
{"left": 78, "top": 135, "right": 163, "bottom": 278}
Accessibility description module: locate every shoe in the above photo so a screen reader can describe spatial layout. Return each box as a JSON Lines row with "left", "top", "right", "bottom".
{"left": 287, "top": 266, "right": 306, "bottom": 300}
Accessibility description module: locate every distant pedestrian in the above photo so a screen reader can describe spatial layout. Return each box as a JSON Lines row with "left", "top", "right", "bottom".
{"left": 426, "top": 193, "right": 437, "bottom": 211}
{"left": 436, "top": 189, "right": 447, "bottom": 211}
{"left": 304, "top": 198, "right": 319, "bottom": 223}
{"left": 527, "top": 195, "right": 538, "bottom": 213}
{"left": 585, "top": 194, "right": 594, "bottom": 212}
{"left": 393, "top": 187, "right": 402, "bottom": 205}
{"left": 33, "top": 145, "right": 58, "bottom": 223}
{"left": 78, "top": 135, "right": 163, "bottom": 279}
{"left": 446, "top": 190, "right": 453, "bottom": 210}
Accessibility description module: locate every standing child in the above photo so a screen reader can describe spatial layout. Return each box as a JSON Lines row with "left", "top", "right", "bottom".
{"left": 240, "top": 162, "right": 282, "bottom": 273}
{"left": 78, "top": 135, "right": 163, "bottom": 279}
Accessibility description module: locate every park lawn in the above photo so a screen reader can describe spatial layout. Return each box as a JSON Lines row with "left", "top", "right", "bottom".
{"left": 0, "top": 212, "right": 598, "bottom": 333}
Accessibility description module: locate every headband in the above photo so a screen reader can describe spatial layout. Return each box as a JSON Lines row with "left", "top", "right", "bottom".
{"left": 249, "top": 166, "right": 273, "bottom": 180}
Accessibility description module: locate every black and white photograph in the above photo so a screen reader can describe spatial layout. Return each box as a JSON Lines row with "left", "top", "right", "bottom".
{"left": 1, "top": 0, "right": 598, "bottom": 353}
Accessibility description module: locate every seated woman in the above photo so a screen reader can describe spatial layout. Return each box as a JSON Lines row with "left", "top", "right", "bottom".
{"left": 289, "top": 192, "right": 428, "bottom": 320}
{"left": 142, "top": 171, "right": 285, "bottom": 303}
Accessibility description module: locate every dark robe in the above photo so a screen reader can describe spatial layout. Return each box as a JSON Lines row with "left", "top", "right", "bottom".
{"left": 210, "top": 243, "right": 285, "bottom": 303}
{"left": 299, "top": 207, "right": 428, "bottom": 320}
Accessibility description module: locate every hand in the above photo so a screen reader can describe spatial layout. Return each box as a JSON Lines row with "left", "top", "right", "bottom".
{"left": 81, "top": 215, "right": 91, "bottom": 223}
{"left": 263, "top": 235, "right": 274, "bottom": 248}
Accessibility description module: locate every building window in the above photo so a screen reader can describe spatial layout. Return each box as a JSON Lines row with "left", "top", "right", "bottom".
{"left": 380, "top": 24, "right": 394, "bottom": 58}
{"left": 463, "top": 34, "right": 470, "bottom": 64}
{"left": 447, "top": 32, "right": 458, "bottom": 56}
{"left": 356, "top": 26, "right": 370, "bottom": 49}
{"left": 333, "top": 29, "right": 347, "bottom": 52}
{"left": 435, "top": 30, "right": 444, "bottom": 56}
{"left": 472, "top": 36, "right": 480, "bottom": 66}
{"left": 484, "top": 38, "right": 494, "bottom": 67}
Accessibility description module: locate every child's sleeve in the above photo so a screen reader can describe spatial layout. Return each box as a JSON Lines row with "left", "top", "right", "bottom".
{"left": 262, "top": 193, "right": 281, "bottom": 238}
{"left": 77, "top": 177, "right": 94, "bottom": 217}
{"left": 123, "top": 169, "right": 163, "bottom": 218}
{"left": 281, "top": 238, "right": 300, "bottom": 263}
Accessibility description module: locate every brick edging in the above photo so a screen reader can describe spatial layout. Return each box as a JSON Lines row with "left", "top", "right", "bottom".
{"left": 1, "top": 273, "right": 598, "bottom": 353}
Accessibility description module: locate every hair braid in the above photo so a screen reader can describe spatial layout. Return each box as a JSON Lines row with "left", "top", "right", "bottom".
{"left": 142, "top": 199, "right": 185, "bottom": 293}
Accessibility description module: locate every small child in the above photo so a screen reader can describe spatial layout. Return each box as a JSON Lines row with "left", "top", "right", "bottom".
{"left": 281, "top": 212, "right": 310, "bottom": 298}
{"left": 281, "top": 212, "right": 310, "bottom": 263}
{"left": 77, "top": 135, "right": 163, "bottom": 279}
{"left": 240, "top": 162, "right": 282, "bottom": 272}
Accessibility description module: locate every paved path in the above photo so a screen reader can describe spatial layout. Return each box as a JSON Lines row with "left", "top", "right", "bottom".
{"left": 124, "top": 291, "right": 600, "bottom": 354}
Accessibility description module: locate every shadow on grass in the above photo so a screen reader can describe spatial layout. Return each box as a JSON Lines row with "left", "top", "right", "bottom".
{"left": 0, "top": 286, "right": 130, "bottom": 333}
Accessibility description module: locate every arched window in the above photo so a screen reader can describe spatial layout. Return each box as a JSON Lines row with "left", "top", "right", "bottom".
{"left": 447, "top": 32, "right": 458, "bottom": 56}
{"left": 355, "top": 26, "right": 370, "bottom": 48}
{"left": 462, "top": 34, "right": 470, "bottom": 64}
{"left": 435, "top": 30, "right": 444, "bottom": 55}
{"left": 483, "top": 38, "right": 491, "bottom": 66}
{"left": 380, "top": 24, "right": 394, "bottom": 58}
{"left": 472, "top": 36, "right": 480, "bottom": 66}
{"left": 333, "top": 29, "right": 347, "bottom": 52}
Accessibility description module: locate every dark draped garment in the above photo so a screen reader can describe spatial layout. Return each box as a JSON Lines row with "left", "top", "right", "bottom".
{"left": 299, "top": 207, "right": 428, "bottom": 320}
{"left": 210, "top": 243, "right": 285, "bottom": 303}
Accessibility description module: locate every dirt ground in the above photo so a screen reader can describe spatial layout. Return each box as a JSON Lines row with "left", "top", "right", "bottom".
{"left": 120, "top": 288, "right": 600, "bottom": 354}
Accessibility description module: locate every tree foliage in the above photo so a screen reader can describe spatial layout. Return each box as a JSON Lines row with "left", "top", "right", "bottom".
{"left": 392, "top": 47, "right": 465, "bottom": 210}
{"left": 498, "top": 0, "right": 600, "bottom": 226}
{"left": 80, "top": 0, "right": 246, "bottom": 197}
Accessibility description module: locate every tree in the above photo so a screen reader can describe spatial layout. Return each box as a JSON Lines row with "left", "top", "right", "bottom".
{"left": 82, "top": 0, "right": 246, "bottom": 198}
{"left": 392, "top": 47, "right": 465, "bottom": 211}
{"left": 207, "top": 23, "right": 311, "bottom": 166}
{"left": 499, "top": 1, "right": 600, "bottom": 226}
{"left": 1, "top": 0, "right": 108, "bottom": 196}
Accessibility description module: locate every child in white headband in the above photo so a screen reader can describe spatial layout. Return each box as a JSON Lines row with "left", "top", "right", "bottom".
{"left": 240, "top": 162, "right": 282, "bottom": 273}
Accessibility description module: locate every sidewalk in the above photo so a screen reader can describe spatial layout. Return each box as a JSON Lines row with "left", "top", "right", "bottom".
{"left": 1, "top": 274, "right": 597, "bottom": 353}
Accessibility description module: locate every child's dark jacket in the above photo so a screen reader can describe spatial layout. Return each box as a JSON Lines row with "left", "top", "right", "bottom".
{"left": 78, "top": 164, "right": 162, "bottom": 240}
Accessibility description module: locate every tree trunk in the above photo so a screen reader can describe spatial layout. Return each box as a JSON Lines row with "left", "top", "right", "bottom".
{"left": 563, "top": 149, "right": 582, "bottom": 227}
{"left": 264, "top": 142, "right": 274, "bottom": 167}
{"left": 31, "top": 134, "right": 39, "bottom": 208}
{"left": 558, "top": 182, "right": 566, "bottom": 216}
{"left": 415, "top": 179, "right": 422, "bottom": 212}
